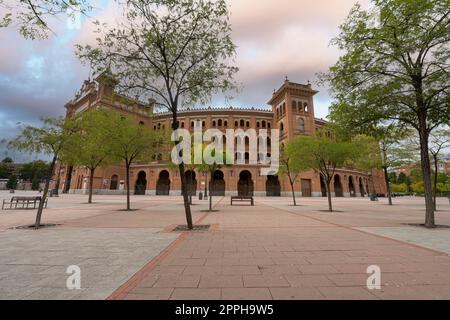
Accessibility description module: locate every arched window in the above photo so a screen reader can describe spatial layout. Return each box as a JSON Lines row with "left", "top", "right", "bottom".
{"left": 262, "top": 121, "right": 266, "bottom": 128}
{"left": 218, "top": 119, "right": 222, "bottom": 127}
{"left": 191, "top": 121, "right": 194, "bottom": 128}
{"left": 246, "top": 121, "right": 250, "bottom": 128}
{"left": 304, "top": 102, "right": 308, "bottom": 112}
{"left": 268, "top": 122, "right": 271, "bottom": 129}
{"left": 139, "top": 121, "right": 145, "bottom": 126}
{"left": 153, "top": 125, "right": 156, "bottom": 130}
{"left": 212, "top": 120, "right": 216, "bottom": 127}
{"left": 235, "top": 120, "right": 238, "bottom": 127}
{"left": 202, "top": 121, "right": 206, "bottom": 127}
{"left": 257, "top": 122, "right": 260, "bottom": 128}
{"left": 157, "top": 123, "right": 161, "bottom": 130}
{"left": 298, "top": 118, "right": 305, "bottom": 131}
{"left": 224, "top": 120, "right": 228, "bottom": 127}
{"left": 181, "top": 122, "right": 185, "bottom": 128}
{"left": 240, "top": 119, "right": 245, "bottom": 127}
{"left": 280, "top": 122, "right": 284, "bottom": 132}
{"left": 292, "top": 100, "right": 297, "bottom": 109}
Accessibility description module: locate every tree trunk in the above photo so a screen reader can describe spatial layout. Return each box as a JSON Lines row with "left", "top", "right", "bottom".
{"left": 172, "top": 111, "right": 193, "bottom": 229}
{"left": 126, "top": 163, "right": 131, "bottom": 211}
{"left": 209, "top": 193, "right": 213, "bottom": 211}
{"left": 289, "top": 177, "right": 297, "bottom": 206}
{"left": 35, "top": 155, "right": 57, "bottom": 229}
{"left": 179, "top": 163, "right": 194, "bottom": 229}
{"left": 417, "top": 117, "right": 435, "bottom": 228}
{"left": 88, "top": 168, "right": 95, "bottom": 204}
{"left": 326, "top": 180, "right": 333, "bottom": 212}
{"left": 53, "top": 161, "right": 62, "bottom": 197}
{"left": 384, "top": 166, "right": 393, "bottom": 205}
{"left": 433, "top": 154, "right": 438, "bottom": 211}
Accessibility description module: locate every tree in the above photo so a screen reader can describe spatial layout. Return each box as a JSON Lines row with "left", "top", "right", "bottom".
{"left": 7, "top": 117, "right": 74, "bottom": 228}
{"left": 322, "top": 0, "right": 450, "bottom": 227}
{"left": 0, "top": 0, "right": 91, "bottom": 39}
{"left": 2, "top": 157, "right": 13, "bottom": 163}
{"left": 76, "top": 0, "right": 238, "bottom": 229}
{"left": 0, "top": 162, "right": 13, "bottom": 179}
{"left": 279, "top": 144, "right": 307, "bottom": 206}
{"left": 62, "top": 109, "right": 116, "bottom": 204}
{"left": 428, "top": 129, "right": 450, "bottom": 209}
{"left": 287, "top": 136, "right": 357, "bottom": 212}
{"left": 19, "top": 160, "right": 50, "bottom": 188}
{"left": 196, "top": 144, "right": 231, "bottom": 212}
{"left": 6, "top": 175, "right": 18, "bottom": 190}
{"left": 108, "top": 113, "right": 163, "bottom": 211}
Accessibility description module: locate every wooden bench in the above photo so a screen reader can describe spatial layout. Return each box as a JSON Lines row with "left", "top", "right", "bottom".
{"left": 231, "top": 196, "right": 254, "bottom": 206}
{"left": 2, "top": 196, "right": 48, "bottom": 210}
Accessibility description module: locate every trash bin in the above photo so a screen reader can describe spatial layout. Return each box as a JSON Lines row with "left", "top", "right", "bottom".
{"left": 199, "top": 192, "right": 203, "bottom": 201}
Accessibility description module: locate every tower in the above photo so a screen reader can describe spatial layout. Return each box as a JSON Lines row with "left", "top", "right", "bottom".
{"left": 267, "top": 78, "right": 318, "bottom": 145}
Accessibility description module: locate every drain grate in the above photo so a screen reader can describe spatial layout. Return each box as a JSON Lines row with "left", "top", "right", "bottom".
{"left": 172, "top": 225, "right": 210, "bottom": 232}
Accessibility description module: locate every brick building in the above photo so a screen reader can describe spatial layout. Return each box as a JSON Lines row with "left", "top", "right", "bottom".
{"left": 53, "top": 75, "right": 387, "bottom": 198}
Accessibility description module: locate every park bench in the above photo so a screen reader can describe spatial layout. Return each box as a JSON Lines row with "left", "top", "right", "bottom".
{"left": 2, "top": 196, "right": 48, "bottom": 210}
{"left": 231, "top": 196, "right": 254, "bottom": 206}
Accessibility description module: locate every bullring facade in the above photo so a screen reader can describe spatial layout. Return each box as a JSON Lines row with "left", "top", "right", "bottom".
{"left": 53, "top": 75, "right": 387, "bottom": 198}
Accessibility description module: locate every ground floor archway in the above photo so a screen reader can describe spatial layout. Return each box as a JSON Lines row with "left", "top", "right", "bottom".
{"left": 334, "top": 175, "right": 343, "bottom": 197}
{"left": 348, "top": 176, "right": 356, "bottom": 197}
{"left": 238, "top": 170, "right": 254, "bottom": 196}
{"left": 184, "top": 170, "right": 197, "bottom": 196}
{"left": 135, "top": 171, "right": 147, "bottom": 195}
{"left": 156, "top": 170, "right": 170, "bottom": 195}
{"left": 359, "top": 178, "right": 365, "bottom": 197}
{"left": 210, "top": 170, "right": 225, "bottom": 196}
{"left": 266, "top": 175, "right": 281, "bottom": 197}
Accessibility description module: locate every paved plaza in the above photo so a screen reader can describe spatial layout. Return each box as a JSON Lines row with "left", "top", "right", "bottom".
{"left": 0, "top": 191, "right": 449, "bottom": 300}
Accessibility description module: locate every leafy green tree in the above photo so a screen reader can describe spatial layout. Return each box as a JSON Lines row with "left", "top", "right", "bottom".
{"left": 287, "top": 136, "right": 357, "bottom": 212}
{"left": 6, "top": 175, "right": 18, "bottom": 190}
{"left": 196, "top": 144, "right": 232, "bottom": 212}
{"left": 0, "top": 162, "right": 13, "bottom": 179}
{"left": 0, "top": 0, "right": 91, "bottom": 39}
{"left": 108, "top": 113, "right": 164, "bottom": 211}
{"left": 7, "top": 117, "right": 75, "bottom": 228}
{"left": 2, "top": 157, "right": 13, "bottom": 163}
{"left": 76, "top": 0, "right": 238, "bottom": 229}
{"left": 279, "top": 144, "right": 308, "bottom": 206}
{"left": 62, "top": 109, "right": 116, "bottom": 204}
{"left": 388, "top": 172, "right": 397, "bottom": 184}
{"left": 428, "top": 130, "right": 450, "bottom": 209}
{"left": 391, "top": 183, "right": 408, "bottom": 193}
{"left": 19, "top": 160, "right": 50, "bottom": 185}
{"left": 322, "top": 0, "right": 450, "bottom": 227}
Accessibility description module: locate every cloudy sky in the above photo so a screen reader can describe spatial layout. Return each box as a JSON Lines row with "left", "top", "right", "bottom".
{"left": 0, "top": 0, "right": 369, "bottom": 162}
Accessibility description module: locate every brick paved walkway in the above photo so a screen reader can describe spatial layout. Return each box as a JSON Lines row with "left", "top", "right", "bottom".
{"left": 109, "top": 197, "right": 450, "bottom": 300}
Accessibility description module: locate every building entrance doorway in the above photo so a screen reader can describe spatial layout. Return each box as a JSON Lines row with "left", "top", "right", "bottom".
{"left": 210, "top": 170, "right": 225, "bottom": 196}
{"left": 238, "top": 170, "right": 254, "bottom": 196}
{"left": 156, "top": 170, "right": 170, "bottom": 195}
{"left": 135, "top": 171, "right": 147, "bottom": 195}
{"left": 266, "top": 175, "right": 281, "bottom": 197}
